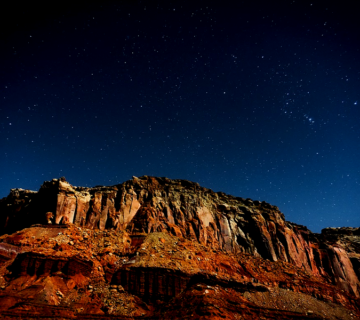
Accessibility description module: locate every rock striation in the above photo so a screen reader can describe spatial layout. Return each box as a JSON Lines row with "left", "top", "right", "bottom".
{"left": 0, "top": 176, "right": 359, "bottom": 319}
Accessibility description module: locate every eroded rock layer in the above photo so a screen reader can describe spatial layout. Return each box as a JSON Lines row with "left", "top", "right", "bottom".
{"left": 0, "top": 176, "right": 359, "bottom": 319}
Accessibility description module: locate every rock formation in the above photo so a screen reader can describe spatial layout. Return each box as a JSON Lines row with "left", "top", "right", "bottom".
{"left": 0, "top": 176, "right": 359, "bottom": 319}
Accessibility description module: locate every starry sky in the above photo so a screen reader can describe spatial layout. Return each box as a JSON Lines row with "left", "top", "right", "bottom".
{"left": 1, "top": 1, "right": 359, "bottom": 233}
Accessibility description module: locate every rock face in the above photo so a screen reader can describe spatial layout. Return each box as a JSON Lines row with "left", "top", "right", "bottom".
{"left": 0, "top": 176, "right": 359, "bottom": 319}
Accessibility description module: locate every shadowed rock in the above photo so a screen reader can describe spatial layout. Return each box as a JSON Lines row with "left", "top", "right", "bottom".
{"left": 0, "top": 176, "right": 359, "bottom": 319}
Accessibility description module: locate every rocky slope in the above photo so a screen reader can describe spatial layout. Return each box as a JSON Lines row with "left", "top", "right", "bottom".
{"left": 0, "top": 176, "right": 359, "bottom": 319}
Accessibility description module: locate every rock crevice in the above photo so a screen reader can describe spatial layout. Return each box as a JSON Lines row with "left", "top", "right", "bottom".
{"left": 1, "top": 176, "right": 359, "bottom": 299}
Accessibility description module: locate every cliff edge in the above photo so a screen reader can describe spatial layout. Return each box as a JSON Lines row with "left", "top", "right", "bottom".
{"left": 0, "top": 176, "right": 359, "bottom": 319}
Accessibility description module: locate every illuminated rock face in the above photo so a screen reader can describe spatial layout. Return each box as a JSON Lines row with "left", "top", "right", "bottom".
{"left": 0, "top": 176, "right": 359, "bottom": 319}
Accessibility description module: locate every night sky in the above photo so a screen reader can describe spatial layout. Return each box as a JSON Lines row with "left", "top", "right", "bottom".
{"left": 1, "top": 1, "right": 359, "bottom": 233}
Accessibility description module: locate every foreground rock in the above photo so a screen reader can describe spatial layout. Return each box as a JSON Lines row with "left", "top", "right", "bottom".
{"left": 0, "top": 176, "right": 359, "bottom": 319}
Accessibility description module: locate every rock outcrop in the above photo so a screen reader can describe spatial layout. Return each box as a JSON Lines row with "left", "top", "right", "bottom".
{"left": 0, "top": 176, "right": 359, "bottom": 319}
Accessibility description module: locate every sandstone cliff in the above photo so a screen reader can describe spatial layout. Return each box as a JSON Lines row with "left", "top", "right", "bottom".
{"left": 0, "top": 176, "right": 359, "bottom": 319}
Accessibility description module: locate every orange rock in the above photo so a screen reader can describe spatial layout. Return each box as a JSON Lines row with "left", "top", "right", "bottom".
{"left": 0, "top": 176, "right": 359, "bottom": 319}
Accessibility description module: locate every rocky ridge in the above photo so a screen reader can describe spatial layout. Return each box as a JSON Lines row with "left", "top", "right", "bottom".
{"left": 0, "top": 176, "right": 359, "bottom": 319}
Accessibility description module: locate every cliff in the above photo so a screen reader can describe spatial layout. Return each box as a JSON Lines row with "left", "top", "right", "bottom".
{"left": 0, "top": 176, "right": 359, "bottom": 319}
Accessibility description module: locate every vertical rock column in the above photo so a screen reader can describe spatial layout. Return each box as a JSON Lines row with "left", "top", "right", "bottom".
{"left": 55, "top": 193, "right": 77, "bottom": 224}
{"left": 73, "top": 192, "right": 91, "bottom": 227}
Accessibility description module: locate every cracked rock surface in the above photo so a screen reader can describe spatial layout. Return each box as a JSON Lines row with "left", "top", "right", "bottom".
{"left": 0, "top": 176, "right": 359, "bottom": 319}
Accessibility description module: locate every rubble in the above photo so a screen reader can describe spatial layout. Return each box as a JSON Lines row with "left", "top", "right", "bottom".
{"left": 0, "top": 176, "right": 359, "bottom": 319}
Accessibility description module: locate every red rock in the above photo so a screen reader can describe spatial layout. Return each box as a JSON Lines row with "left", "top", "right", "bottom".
{"left": 0, "top": 176, "right": 359, "bottom": 319}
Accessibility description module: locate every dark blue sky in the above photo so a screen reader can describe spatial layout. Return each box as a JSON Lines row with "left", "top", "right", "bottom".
{"left": 1, "top": 1, "right": 359, "bottom": 232}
